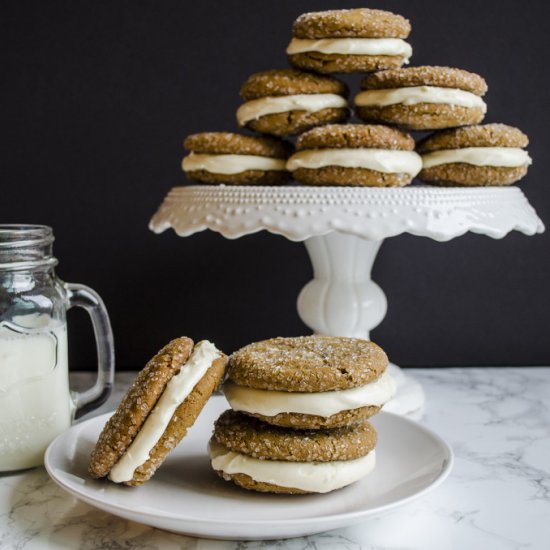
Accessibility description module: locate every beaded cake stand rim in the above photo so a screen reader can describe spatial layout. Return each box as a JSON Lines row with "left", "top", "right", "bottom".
{"left": 161, "top": 184, "right": 532, "bottom": 202}
{"left": 149, "top": 184, "right": 545, "bottom": 243}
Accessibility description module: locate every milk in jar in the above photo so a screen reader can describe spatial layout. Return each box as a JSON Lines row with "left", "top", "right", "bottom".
{"left": 0, "top": 315, "right": 73, "bottom": 470}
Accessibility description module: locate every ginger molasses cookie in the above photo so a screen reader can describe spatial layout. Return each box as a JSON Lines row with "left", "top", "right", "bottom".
{"left": 287, "top": 123, "right": 421, "bottom": 187}
{"left": 182, "top": 132, "right": 292, "bottom": 185}
{"left": 224, "top": 335, "right": 395, "bottom": 429}
{"left": 89, "top": 337, "right": 227, "bottom": 486}
{"left": 355, "top": 66, "right": 488, "bottom": 130}
{"left": 417, "top": 123, "right": 532, "bottom": 186}
{"left": 237, "top": 69, "right": 349, "bottom": 136}
{"left": 287, "top": 8, "right": 412, "bottom": 73}
{"left": 209, "top": 410, "right": 377, "bottom": 494}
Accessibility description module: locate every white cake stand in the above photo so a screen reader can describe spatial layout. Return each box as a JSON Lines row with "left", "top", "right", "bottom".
{"left": 149, "top": 185, "right": 544, "bottom": 417}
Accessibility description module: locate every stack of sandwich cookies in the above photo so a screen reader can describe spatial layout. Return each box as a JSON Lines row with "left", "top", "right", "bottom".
{"left": 224, "top": 336, "right": 395, "bottom": 429}
{"left": 210, "top": 335, "right": 394, "bottom": 494}
{"left": 210, "top": 410, "right": 377, "bottom": 494}
{"left": 180, "top": 8, "right": 532, "bottom": 189}
{"left": 237, "top": 69, "right": 349, "bottom": 136}
{"left": 287, "top": 8, "right": 412, "bottom": 73}
{"left": 355, "top": 66, "right": 488, "bottom": 130}
{"left": 89, "top": 337, "right": 227, "bottom": 485}
{"left": 182, "top": 132, "right": 292, "bottom": 185}
{"left": 417, "top": 123, "right": 532, "bottom": 186}
{"left": 287, "top": 123, "right": 422, "bottom": 187}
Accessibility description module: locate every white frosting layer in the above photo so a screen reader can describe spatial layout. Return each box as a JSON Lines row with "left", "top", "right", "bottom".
{"left": 421, "top": 147, "right": 532, "bottom": 169}
{"left": 355, "top": 86, "right": 487, "bottom": 112}
{"left": 182, "top": 153, "right": 287, "bottom": 175}
{"left": 236, "top": 94, "right": 347, "bottom": 126}
{"left": 224, "top": 370, "right": 396, "bottom": 417}
{"left": 286, "top": 38, "right": 412, "bottom": 62}
{"left": 209, "top": 441, "right": 376, "bottom": 493}
{"left": 109, "top": 341, "right": 221, "bottom": 483}
{"left": 287, "top": 148, "right": 422, "bottom": 177}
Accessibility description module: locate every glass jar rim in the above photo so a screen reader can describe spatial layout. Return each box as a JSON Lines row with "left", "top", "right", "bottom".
{"left": 0, "top": 224, "right": 54, "bottom": 249}
{"left": 0, "top": 225, "right": 57, "bottom": 270}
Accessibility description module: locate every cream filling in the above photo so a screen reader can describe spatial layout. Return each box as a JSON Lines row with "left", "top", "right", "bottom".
{"left": 223, "top": 370, "right": 396, "bottom": 417}
{"left": 355, "top": 86, "right": 487, "bottom": 112}
{"left": 209, "top": 441, "right": 376, "bottom": 493}
{"left": 182, "top": 153, "right": 287, "bottom": 175}
{"left": 236, "top": 94, "right": 347, "bottom": 126}
{"left": 109, "top": 341, "right": 221, "bottom": 483}
{"left": 287, "top": 148, "right": 422, "bottom": 177}
{"left": 421, "top": 147, "right": 532, "bottom": 169}
{"left": 286, "top": 38, "right": 412, "bottom": 62}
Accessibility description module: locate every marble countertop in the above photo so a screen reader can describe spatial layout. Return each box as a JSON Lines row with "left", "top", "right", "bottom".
{"left": 1, "top": 367, "right": 549, "bottom": 549}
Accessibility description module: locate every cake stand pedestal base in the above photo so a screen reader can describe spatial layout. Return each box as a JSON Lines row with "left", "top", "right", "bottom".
{"left": 297, "top": 232, "right": 425, "bottom": 417}
{"left": 385, "top": 364, "right": 425, "bottom": 419}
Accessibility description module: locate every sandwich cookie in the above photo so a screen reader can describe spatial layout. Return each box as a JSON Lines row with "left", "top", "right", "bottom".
{"left": 417, "top": 123, "right": 532, "bottom": 186}
{"left": 89, "top": 337, "right": 227, "bottom": 486}
{"left": 287, "top": 9, "right": 412, "bottom": 74}
{"left": 237, "top": 69, "right": 349, "bottom": 136}
{"left": 355, "top": 66, "right": 488, "bottom": 130}
{"left": 209, "top": 410, "right": 377, "bottom": 494}
{"left": 182, "top": 132, "right": 292, "bottom": 185}
{"left": 225, "top": 335, "right": 395, "bottom": 429}
{"left": 287, "top": 123, "right": 422, "bottom": 187}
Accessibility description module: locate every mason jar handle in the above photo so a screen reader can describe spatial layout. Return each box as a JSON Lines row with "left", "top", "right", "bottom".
{"left": 66, "top": 283, "right": 115, "bottom": 419}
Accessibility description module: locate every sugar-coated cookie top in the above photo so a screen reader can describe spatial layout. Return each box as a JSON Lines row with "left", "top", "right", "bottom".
{"left": 184, "top": 132, "right": 293, "bottom": 158}
{"left": 240, "top": 69, "right": 348, "bottom": 100}
{"left": 228, "top": 335, "right": 388, "bottom": 392}
{"left": 213, "top": 410, "right": 377, "bottom": 462}
{"left": 362, "top": 66, "right": 488, "bottom": 96}
{"left": 296, "top": 124, "right": 415, "bottom": 152}
{"left": 292, "top": 8, "right": 411, "bottom": 39}
{"left": 418, "top": 123, "right": 529, "bottom": 153}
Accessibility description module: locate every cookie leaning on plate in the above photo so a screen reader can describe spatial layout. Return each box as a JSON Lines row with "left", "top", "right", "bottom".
{"left": 287, "top": 123, "right": 422, "bottom": 187}
{"left": 417, "top": 123, "right": 532, "bottom": 186}
{"left": 224, "top": 335, "right": 395, "bottom": 429}
{"left": 355, "top": 66, "right": 488, "bottom": 130}
{"left": 287, "top": 8, "right": 412, "bottom": 73}
{"left": 237, "top": 69, "right": 349, "bottom": 136}
{"left": 182, "top": 132, "right": 292, "bottom": 185}
{"left": 209, "top": 410, "right": 377, "bottom": 494}
{"left": 89, "top": 337, "right": 227, "bottom": 486}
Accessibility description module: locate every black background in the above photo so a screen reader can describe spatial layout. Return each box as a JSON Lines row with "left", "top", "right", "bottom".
{"left": 3, "top": 1, "right": 549, "bottom": 369}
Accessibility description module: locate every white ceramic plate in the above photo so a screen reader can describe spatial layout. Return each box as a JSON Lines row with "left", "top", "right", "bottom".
{"left": 45, "top": 395, "right": 453, "bottom": 540}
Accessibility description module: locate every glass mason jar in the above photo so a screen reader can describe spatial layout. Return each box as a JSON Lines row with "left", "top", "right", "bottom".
{"left": 0, "top": 225, "right": 115, "bottom": 471}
